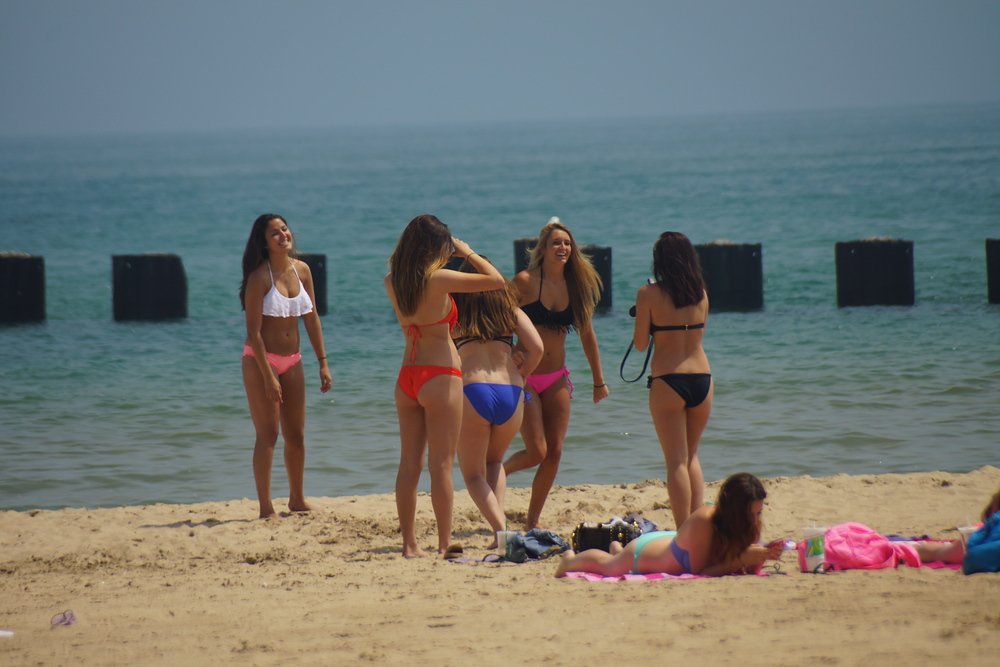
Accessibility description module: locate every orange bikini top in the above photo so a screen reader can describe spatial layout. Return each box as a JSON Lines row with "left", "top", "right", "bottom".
{"left": 405, "top": 295, "right": 458, "bottom": 361}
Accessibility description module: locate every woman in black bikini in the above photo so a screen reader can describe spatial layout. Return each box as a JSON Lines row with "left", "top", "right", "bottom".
{"left": 631, "top": 231, "right": 712, "bottom": 529}
{"left": 504, "top": 217, "right": 609, "bottom": 530}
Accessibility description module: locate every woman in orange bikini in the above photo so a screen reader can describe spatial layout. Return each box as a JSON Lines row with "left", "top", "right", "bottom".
{"left": 631, "top": 231, "right": 712, "bottom": 528}
{"left": 504, "top": 217, "right": 609, "bottom": 530}
{"left": 385, "top": 214, "right": 505, "bottom": 557}
{"left": 240, "top": 213, "right": 332, "bottom": 520}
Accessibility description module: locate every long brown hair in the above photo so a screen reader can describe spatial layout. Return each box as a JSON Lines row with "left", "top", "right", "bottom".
{"left": 388, "top": 214, "right": 452, "bottom": 316}
{"left": 708, "top": 472, "right": 767, "bottom": 567}
{"left": 525, "top": 218, "right": 602, "bottom": 330}
{"left": 240, "top": 213, "right": 290, "bottom": 311}
{"left": 983, "top": 487, "right": 1000, "bottom": 522}
{"left": 652, "top": 231, "right": 705, "bottom": 308}
{"left": 452, "top": 256, "right": 518, "bottom": 340}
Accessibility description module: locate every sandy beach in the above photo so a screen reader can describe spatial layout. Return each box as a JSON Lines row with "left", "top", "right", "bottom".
{"left": 2, "top": 465, "right": 998, "bottom": 666}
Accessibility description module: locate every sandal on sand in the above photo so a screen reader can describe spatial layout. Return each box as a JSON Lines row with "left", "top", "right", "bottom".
{"left": 443, "top": 543, "right": 464, "bottom": 560}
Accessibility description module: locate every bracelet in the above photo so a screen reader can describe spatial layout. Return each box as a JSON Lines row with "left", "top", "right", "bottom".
{"left": 593, "top": 383, "right": 606, "bottom": 388}
{"left": 317, "top": 356, "right": 327, "bottom": 361}
{"left": 466, "top": 252, "right": 479, "bottom": 260}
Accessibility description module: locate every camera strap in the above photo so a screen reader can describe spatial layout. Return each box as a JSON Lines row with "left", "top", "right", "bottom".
{"left": 619, "top": 336, "right": 652, "bottom": 383}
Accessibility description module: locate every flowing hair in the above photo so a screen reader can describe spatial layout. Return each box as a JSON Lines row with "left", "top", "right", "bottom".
{"left": 388, "top": 214, "right": 453, "bottom": 316}
{"left": 240, "top": 213, "right": 290, "bottom": 311}
{"left": 452, "top": 256, "right": 518, "bottom": 340}
{"left": 707, "top": 472, "right": 767, "bottom": 567}
{"left": 525, "top": 217, "right": 603, "bottom": 330}
{"left": 652, "top": 231, "right": 706, "bottom": 308}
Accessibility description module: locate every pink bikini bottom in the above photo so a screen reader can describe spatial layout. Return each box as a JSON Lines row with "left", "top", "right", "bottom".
{"left": 524, "top": 367, "right": 573, "bottom": 397}
{"left": 243, "top": 345, "right": 302, "bottom": 376}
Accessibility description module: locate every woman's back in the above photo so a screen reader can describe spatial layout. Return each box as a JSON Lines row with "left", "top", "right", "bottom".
{"left": 642, "top": 284, "right": 710, "bottom": 375}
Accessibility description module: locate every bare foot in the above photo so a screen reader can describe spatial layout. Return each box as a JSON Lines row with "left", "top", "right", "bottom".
{"left": 259, "top": 510, "right": 279, "bottom": 521}
{"left": 402, "top": 545, "right": 428, "bottom": 558}
{"left": 554, "top": 549, "right": 576, "bottom": 578}
{"left": 288, "top": 499, "right": 316, "bottom": 513}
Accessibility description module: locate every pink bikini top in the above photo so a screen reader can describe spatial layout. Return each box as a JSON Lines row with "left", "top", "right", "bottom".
{"left": 262, "top": 263, "right": 313, "bottom": 318}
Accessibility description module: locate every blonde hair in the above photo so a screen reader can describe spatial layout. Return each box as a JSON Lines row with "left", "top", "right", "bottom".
{"left": 526, "top": 218, "right": 603, "bottom": 329}
{"left": 452, "top": 256, "right": 519, "bottom": 339}
{"left": 388, "top": 214, "right": 452, "bottom": 316}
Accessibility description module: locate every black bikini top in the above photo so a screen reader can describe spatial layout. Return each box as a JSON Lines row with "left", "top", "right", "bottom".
{"left": 649, "top": 322, "right": 705, "bottom": 333}
{"left": 454, "top": 334, "right": 514, "bottom": 349}
{"left": 522, "top": 269, "right": 575, "bottom": 332}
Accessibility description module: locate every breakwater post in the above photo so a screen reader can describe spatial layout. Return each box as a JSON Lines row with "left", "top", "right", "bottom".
{"left": 298, "top": 253, "right": 327, "bottom": 316}
{"left": 694, "top": 241, "right": 763, "bottom": 311}
{"left": 0, "top": 252, "right": 45, "bottom": 324}
{"left": 112, "top": 254, "right": 187, "bottom": 321}
{"left": 514, "top": 238, "right": 612, "bottom": 312}
{"left": 987, "top": 239, "right": 1000, "bottom": 305}
{"left": 835, "top": 238, "right": 914, "bottom": 307}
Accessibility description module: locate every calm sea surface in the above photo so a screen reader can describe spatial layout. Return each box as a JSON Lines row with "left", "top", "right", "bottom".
{"left": 1, "top": 104, "right": 998, "bottom": 511}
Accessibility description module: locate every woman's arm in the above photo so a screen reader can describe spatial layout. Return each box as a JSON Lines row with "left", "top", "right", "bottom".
{"left": 632, "top": 285, "right": 651, "bottom": 351}
{"left": 298, "top": 260, "right": 332, "bottom": 393}
{"left": 436, "top": 237, "right": 505, "bottom": 292}
{"left": 513, "top": 308, "right": 544, "bottom": 377}
{"left": 578, "top": 321, "right": 609, "bottom": 403}
{"left": 698, "top": 542, "right": 783, "bottom": 577}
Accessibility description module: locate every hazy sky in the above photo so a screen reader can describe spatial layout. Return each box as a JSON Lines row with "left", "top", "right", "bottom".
{"left": 2, "top": 0, "right": 999, "bottom": 136}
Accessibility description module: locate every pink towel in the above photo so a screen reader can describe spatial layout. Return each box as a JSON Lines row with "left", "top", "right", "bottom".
{"left": 563, "top": 571, "right": 767, "bottom": 582}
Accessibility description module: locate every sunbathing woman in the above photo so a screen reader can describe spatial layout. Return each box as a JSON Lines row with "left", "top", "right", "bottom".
{"left": 913, "top": 486, "right": 1000, "bottom": 564}
{"left": 452, "top": 257, "right": 543, "bottom": 541}
{"left": 385, "top": 214, "right": 505, "bottom": 557}
{"left": 631, "top": 231, "right": 712, "bottom": 529}
{"left": 555, "top": 472, "right": 784, "bottom": 577}
{"left": 504, "top": 217, "right": 608, "bottom": 530}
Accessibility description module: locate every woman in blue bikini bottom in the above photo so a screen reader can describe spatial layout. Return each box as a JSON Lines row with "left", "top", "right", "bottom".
{"left": 555, "top": 472, "right": 786, "bottom": 577}
{"left": 452, "top": 256, "right": 544, "bottom": 541}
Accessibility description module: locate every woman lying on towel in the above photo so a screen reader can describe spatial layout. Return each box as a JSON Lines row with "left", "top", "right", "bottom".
{"left": 912, "top": 486, "right": 1000, "bottom": 566}
{"left": 555, "top": 472, "right": 784, "bottom": 577}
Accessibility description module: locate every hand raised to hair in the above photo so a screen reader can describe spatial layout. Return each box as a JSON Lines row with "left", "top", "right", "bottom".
{"left": 451, "top": 237, "right": 474, "bottom": 258}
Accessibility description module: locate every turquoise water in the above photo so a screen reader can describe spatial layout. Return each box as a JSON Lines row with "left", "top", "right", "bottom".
{"left": 1, "top": 103, "right": 998, "bottom": 511}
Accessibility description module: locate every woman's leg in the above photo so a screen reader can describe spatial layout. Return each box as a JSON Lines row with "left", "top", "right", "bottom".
{"left": 684, "top": 385, "right": 713, "bottom": 517}
{"left": 419, "top": 374, "right": 464, "bottom": 554}
{"left": 487, "top": 400, "right": 523, "bottom": 525}
{"left": 504, "top": 391, "right": 545, "bottom": 473}
{"left": 243, "top": 357, "right": 281, "bottom": 519}
{"left": 458, "top": 403, "right": 505, "bottom": 532}
{"left": 525, "top": 380, "right": 571, "bottom": 529}
{"left": 278, "top": 362, "right": 313, "bottom": 512}
{"left": 649, "top": 381, "right": 692, "bottom": 529}
{"left": 395, "top": 385, "right": 428, "bottom": 558}
{"left": 554, "top": 544, "right": 634, "bottom": 578}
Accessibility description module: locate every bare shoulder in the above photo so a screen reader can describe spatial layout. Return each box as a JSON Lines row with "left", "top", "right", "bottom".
{"left": 293, "top": 257, "right": 313, "bottom": 278}
{"left": 512, "top": 269, "right": 536, "bottom": 296}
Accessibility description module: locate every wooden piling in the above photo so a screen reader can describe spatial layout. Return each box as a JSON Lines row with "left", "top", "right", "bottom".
{"left": 835, "top": 238, "right": 914, "bottom": 307}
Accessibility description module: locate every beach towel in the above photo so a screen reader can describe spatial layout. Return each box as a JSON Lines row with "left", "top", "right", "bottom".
{"left": 813, "top": 523, "right": 921, "bottom": 571}
{"left": 564, "top": 570, "right": 769, "bottom": 582}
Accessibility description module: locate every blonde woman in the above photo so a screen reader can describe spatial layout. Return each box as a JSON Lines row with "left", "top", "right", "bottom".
{"left": 452, "top": 257, "right": 543, "bottom": 541}
{"left": 385, "top": 214, "right": 504, "bottom": 557}
{"left": 504, "top": 217, "right": 609, "bottom": 529}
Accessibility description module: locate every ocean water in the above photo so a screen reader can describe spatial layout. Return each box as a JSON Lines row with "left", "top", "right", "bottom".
{"left": 1, "top": 103, "right": 998, "bottom": 511}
